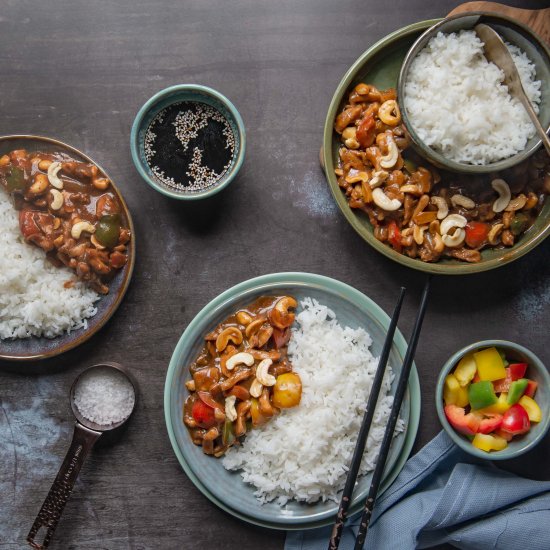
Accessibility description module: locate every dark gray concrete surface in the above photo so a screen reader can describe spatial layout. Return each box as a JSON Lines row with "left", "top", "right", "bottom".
{"left": 1, "top": 1, "right": 549, "bottom": 548}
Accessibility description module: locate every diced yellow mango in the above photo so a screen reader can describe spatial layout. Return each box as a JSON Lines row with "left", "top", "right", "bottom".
{"left": 518, "top": 395, "right": 542, "bottom": 423}
{"left": 478, "top": 392, "right": 511, "bottom": 415}
{"left": 444, "top": 374, "right": 469, "bottom": 407}
{"left": 472, "top": 433, "right": 508, "bottom": 452}
{"left": 454, "top": 353, "right": 477, "bottom": 387}
{"left": 474, "top": 347, "right": 507, "bottom": 381}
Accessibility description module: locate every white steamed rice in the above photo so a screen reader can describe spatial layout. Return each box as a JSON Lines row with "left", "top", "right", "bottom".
{"left": 0, "top": 190, "right": 99, "bottom": 339}
{"left": 404, "top": 30, "right": 542, "bottom": 165}
{"left": 222, "top": 298, "right": 403, "bottom": 505}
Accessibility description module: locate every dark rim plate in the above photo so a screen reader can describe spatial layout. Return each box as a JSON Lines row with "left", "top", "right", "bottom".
{"left": 0, "top": 135, "right": 135, "bottom": 361}
{"left": 321, "top": 20, "right": 550, "bottom": 275}
{"left": 164, "top": 272, "right": 420, "bottom": 530}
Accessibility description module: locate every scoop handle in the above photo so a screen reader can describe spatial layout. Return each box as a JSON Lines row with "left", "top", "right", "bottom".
{"left": 27, "top": 422, "right": 101, "bottom": 549}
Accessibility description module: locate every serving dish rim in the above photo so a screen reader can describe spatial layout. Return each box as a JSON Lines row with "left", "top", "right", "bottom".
{"left": 163, "top": 271, "right": 421, "bottom": 530}
{"left": 0, "top": 134, "right": 136, "bottom": 362}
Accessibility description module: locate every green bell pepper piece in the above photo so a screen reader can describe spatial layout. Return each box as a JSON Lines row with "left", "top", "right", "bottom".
{"left": 95, "top": 214, "right": 121, "bottom": 248}
{"left": 507, "top": 378, "right": 529, "bottom": 405}
{"left": 222, "top": 419, "right": 235, "bottom": 446}
{"left": 469, "top": 381, "right": 498, "bottom": 410}
{"left": 6, "top": 167, "right": 25, "bottom": 192}
{"left": 510, "top": 213, "right": 529, "bottom": 236}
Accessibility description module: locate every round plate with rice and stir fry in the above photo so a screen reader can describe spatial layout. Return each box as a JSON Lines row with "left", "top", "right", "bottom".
{"left": 164, "top": 272, "right": 420, "bottom": 529}
{"left": 0, "top": 135, "right": 135, "bottom": 361}
{"left": 322, "top": 15, "right": 550, "bottom": 274}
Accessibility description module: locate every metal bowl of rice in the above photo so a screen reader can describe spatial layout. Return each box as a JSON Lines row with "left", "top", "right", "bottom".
{"left": 397, "top": 13, "right": 550, "bottom": 174}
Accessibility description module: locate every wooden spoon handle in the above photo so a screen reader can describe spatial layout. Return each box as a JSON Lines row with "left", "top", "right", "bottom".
{"left": 448, "top": 2, "right": 550, "bottom": 45}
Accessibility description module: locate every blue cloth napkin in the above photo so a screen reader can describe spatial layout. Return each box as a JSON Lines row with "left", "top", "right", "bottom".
{"left": 285, "top": 431, "right": 550, "bottom": 550}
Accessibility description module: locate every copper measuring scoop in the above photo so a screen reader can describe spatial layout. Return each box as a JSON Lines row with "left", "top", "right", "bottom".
{"left": 27, "top": 362, "right": 138, "bottom": 549}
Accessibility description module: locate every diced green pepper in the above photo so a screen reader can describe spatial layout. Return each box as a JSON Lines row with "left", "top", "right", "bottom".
{"left": 6, "top": 166, "right": 25, "bottom": 192}
{"left": 507, "top": 378, "right": 529, "bottom": 405}
{"left": 403, "top": 159, "right": 417, "bottom": 174}
{"left": 95, "top": 214, "right": 121, "bottom": 248}
{"left": 222, "top": 419, "right": 235, "bottom": 446}
{"left": 510, "top": 213, "right": 529, "bottom": 236}
{"left": 469, "top": 381, "right": 498, "bottom": 410}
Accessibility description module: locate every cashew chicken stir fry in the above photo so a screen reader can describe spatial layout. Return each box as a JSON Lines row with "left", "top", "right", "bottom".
{"left": 0, "top": 149, "right": 131, "bottom": 293}
{"left": 184, "top": 296, "right": 302, "bottom": 457}
{"left": 334, "top": 84, "right": 550, "bottom": 263}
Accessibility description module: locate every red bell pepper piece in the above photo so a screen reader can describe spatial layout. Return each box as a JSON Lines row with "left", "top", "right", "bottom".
{"left": 465, "top": 221, "right": 490, "bottom": 248}
{"left": 475, "top": 413, "right": 503, "bottom": 434}
{"left": 388, "top": 221, "right": 402, "bottom": 252}
{"left": 191, "top": 399, "right": 217, "bottom": 428}
{"left": 444, "top": 405, "right": 480, "bottom": 436}
{"left": 524, "top": 380, "right": 538, "bottom": 398}
{"left": 501, "top": 404, "right": 530, "bottom": 435}
{"left": 356, "top": 114, "right": 376, "bottom": 148}
{"left": 508, "top": 363, "right": 528, "bottom": 380}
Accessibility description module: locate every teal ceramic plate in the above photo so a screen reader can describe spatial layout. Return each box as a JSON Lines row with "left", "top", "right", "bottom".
{"left": 164, "top": 272, "right": 420, "bottom": 530}
{"left": 321, "top": 20, "right": 550, "bottom": 275}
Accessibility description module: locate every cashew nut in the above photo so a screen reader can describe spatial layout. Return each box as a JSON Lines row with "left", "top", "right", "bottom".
{"left": 430, "top": 196, "right": 449, "bottom": 220}
{"left": 29, "top": 174, "right": 49, "bottom": 195}
{"left": 342, "top": 127, "right": 357, "bottom": 141}
{"left": 442, "top": 228, "right": 466, "bottom": 248}
{"left": 250, "top": 378, "right": 263, "bottom": 398}
{"left": 270, "top": 297, "right": 297, "bottom": 329}
{"left": 379, "top": 136, "right": 399, "bottom": 169}
{"left": 225, "top": 395, "right": 237, "bottom": 422}
{"left": 236, "top": 311, "right": 253, "bottom": 325}
{"left": 344, "top": 137, "right": 360, "bottom": 149}
{"left": 450, "top": 194, "right": 475, "bottom": 209}
{"left": 372, "top": 187, "right": 402, "bottom": 211}
{"left": 47, "top": 162, "right": 63, "bottom": 189}
{"left": 245, "top": 317, "right": 266, "bottom": 338}
{"left": 71, "top": 220, "right": 95, "bottom": 239}
{"left": 49, "top": 189, "right": 64, "bottom": 210}
{"left": 440, "top": 214, "right": 467, "bottom": 236}
{"left": 225, "top": 352, "right": 255, "bottom": 371}
{"left": 369, "top": 170, "right": 389, "bottom": 189}
{"left": 491, "top": 179, "right": 511, "bottom": 213}
{"left": 255, "top": 358, "right": 276, "bottom": 387}
{"left": 505, "top": 194, "right": 527, "bottom": 211}
{"left": 345, "top": 170, "right": 370, "bottom": 184}
{"left": 488, "top": 223, "right": 504, "bottom": 245}
{"left": 413, "top": 224, "right": 427, "bottom": 245}
{"left": 92, "top": 177, "right": 110, "bottom": 190}
{"left": 400, "top": 184, "right": 423, "bottom": 196}
{"left": 378, "top": 99, "right": 401, "bottom": 126}
{"left": 216, "top": 326, "right": 243, "bottom": 352}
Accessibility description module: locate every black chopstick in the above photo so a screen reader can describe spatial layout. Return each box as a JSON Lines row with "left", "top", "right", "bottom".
{"left": 328, "top": 286, "right": 407, "bottom": 550}
{"left": 354, "top": 275, "right": 431, "bottom": 550}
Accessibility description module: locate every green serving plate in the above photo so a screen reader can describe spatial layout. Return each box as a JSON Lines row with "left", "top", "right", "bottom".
{"left": 322, "top": 20, "right": 550, "bottom": 275}
{"left": 164, "top": 272, "right": 420, "bottom": 530}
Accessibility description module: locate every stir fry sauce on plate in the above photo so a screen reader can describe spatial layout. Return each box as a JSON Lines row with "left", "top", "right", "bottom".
{"left": 183, "top": 295, "right": 302, "bottom": 457}
{"left": 334, "top": 84, "right": 550, "bottom": 263}
{"left": 0, "top": 149, "right": 131, "bottom": 294}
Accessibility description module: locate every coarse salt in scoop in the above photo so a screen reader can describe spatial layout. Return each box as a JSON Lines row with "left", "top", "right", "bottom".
{"left": 74, "top": 366, "right": 135, "bottom": 426}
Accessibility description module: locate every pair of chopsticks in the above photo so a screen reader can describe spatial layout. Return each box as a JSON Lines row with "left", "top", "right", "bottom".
{"left": 329, "top": 276, "right": 431, "bottom": 550}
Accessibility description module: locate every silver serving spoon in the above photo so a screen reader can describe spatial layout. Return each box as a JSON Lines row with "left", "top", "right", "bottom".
{"left": 27, "top": 362, "right": 138, "bottom": 550}
{"left": 475, "top": 23, "right": 550, "bottom": 157}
